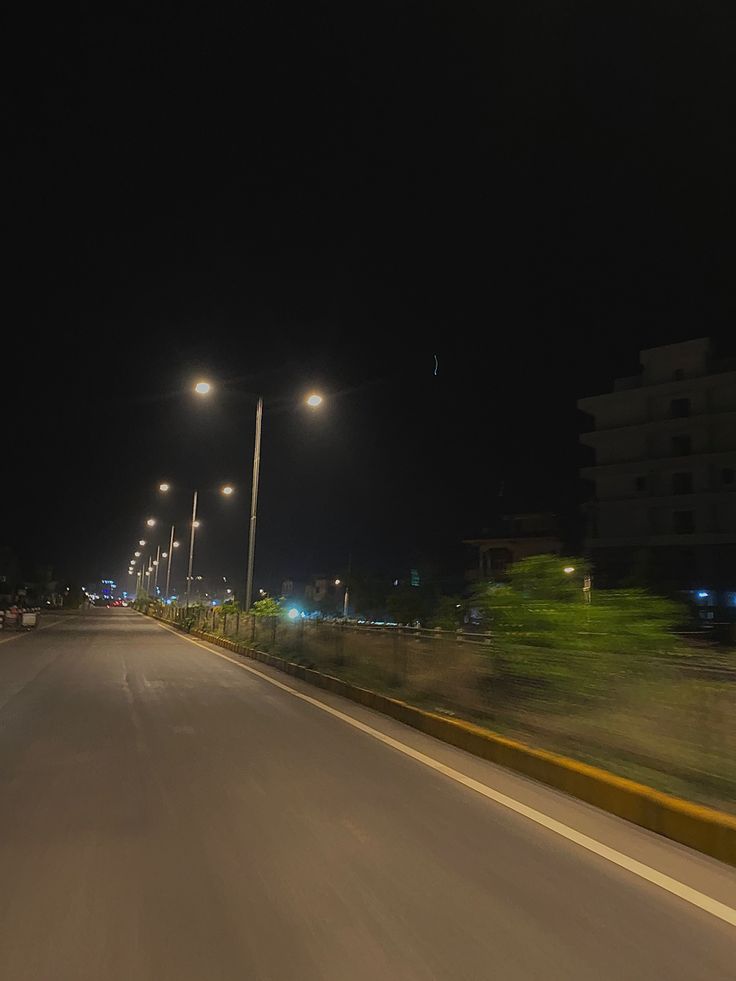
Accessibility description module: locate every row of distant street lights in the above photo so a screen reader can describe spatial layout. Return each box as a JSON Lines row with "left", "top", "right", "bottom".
{"left": 127, "top": 382, "right": 324, "bottom": 609}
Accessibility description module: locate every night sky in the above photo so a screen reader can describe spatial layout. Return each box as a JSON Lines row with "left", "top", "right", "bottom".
{"left": 5, "top": 4, "right": 736, "bottom": 595}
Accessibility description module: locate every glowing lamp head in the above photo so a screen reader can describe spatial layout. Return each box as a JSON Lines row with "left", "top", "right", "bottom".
{"left": 194, "top": 381, "right": 211, "bottom": 395}
{"left": 287, "top": 608, "right": 299, "bottom": 620}
{"left": 173, "top": 541, "right": 180, "bottom": 548}
{"left": 139, "top": 540, "right": 146, "bottom": 546}
{"left": 306, "top": 393, "right": 323, "bottom": 407}
{"left": 563, "top": 566, "right": 576, "bottom": 575}
{"left": 222, "top": 485, "right": 234, "bottom": 496}
{"left": 159, "top": 482, "right": 170, "bottom": 492}
{"left": 146, "top": 518, "right": 156, "bottom": 527}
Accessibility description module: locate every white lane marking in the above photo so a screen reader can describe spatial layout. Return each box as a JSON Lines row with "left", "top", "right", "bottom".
{"left": 0, "top": 617, "right": 75, "bottom": 645}
{"left": 154, "top": 620, "right": 736, "bottom": 929}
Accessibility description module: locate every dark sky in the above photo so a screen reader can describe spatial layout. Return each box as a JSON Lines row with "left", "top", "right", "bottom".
{"left": 5, "top": 3, "right": 736, "bottom": 596}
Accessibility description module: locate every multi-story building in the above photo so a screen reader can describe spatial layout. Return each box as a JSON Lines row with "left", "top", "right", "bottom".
{"left": 578, "top": 338, "right": 736, "bottom": 610}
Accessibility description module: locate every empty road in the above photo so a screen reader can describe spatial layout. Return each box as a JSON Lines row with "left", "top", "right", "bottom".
{"left": 0, "top": 608, "right": 733, "bottom": 980}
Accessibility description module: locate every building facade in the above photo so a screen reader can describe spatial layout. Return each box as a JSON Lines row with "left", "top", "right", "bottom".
{"left": 578, "top": 338, "right": 736, "bottom": 610}
{"left": 464, "top": 512, "right": 562, "bottom": 581}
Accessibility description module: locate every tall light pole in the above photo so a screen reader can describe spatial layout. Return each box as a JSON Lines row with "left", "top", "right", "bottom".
{"left": 165, "top": 524, "right": 175, "bottom": 598}
{"left": 244, "top": 396, "right": 263, "bottom": 614}
{"left": 186, "top": 491, "right": 198, "bottom": 609}
{"left": 342, "top": 551, "right": 352, "bottom": 618}
{"left": 194, "top": 382, "right": 323, "bottom": 612}
{"left": 152, "top": 545, "right": 161, "bottom": 596}
{"left": 158, "top": 481, "right": 231, "bottom": 609}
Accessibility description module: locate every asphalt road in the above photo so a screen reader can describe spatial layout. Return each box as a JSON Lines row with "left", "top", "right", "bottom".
{"left": 0, "top": 609, "right": 733, "bottom": 980}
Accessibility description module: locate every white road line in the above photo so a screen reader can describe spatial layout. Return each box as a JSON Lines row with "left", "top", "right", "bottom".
{"left": 154, "top": 619, "right": 736, "bottom": 929}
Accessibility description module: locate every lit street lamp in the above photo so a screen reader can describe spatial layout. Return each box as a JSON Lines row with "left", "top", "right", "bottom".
{"left": 157, "top": 481, "right": 231, "bottom": 604}
{"left": 194, "top": 383, "right": 323, "bottom": 611}
{"left": 181, "top": 485, "right": 234, "bottom": 608}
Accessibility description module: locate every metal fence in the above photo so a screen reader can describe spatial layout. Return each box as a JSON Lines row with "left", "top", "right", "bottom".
{"left": 160, "top": 605, "right": 735, "bottom": 811}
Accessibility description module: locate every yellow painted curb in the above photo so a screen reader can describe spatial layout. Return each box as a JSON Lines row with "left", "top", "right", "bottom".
{"left": 154, "top": 615, "right": 736, "bottom": 865}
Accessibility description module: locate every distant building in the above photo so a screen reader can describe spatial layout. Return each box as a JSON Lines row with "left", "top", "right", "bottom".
{"left": 464, "top": 512, "right": 562, "bottom": 581}
{"left": 304, "top": 574, "right": 344, "bottom": 612}
{"left": 578, "top": 337, "right": 736, "bottom": 612}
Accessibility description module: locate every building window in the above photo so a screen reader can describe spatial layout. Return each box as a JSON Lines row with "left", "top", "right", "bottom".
{"left": 672, "top": 472, "right": 692, "bottom": 494}
{"left": 673, "top": 510, "right": 695, "bottom": 534}
{"left": 671, "top": 434, "right": 691, "bottom": 456}
{"left": 670, "top": 398, "right": 691, "bottom": 418}
{"left": 722, "top": 467, "right": 735, "bottom": 485}
{"left": 635, "top": 476, "right": 647, "bottom": 492}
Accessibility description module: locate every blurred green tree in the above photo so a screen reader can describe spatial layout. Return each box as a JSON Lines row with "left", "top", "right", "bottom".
{"left": 428, "top": 595, "right": 464, "bottom": 630}
{"left": 250, "top": 596, "right": 282, "bottom": 617}
{"left": 470, "top": 554, "right": 686, "bottom": 704}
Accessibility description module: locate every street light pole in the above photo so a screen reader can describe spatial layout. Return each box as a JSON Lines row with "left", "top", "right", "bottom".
{"left": 186, "top": 490, "right": 198, "bottom": 609}
{"left": 244, "top": 396, "right": 263, "bottom": 613}
{"left": 343, "top": 551, "right": 352, "bottom": 618}
{"left": 193, "top": 382, "right": 321, "bottom": 613}
{"left": 165, "top": 524, "right": 175, "bottom": 599}
{"left": 153, "top": 545, "right": 161, "bottom": 597}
